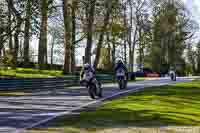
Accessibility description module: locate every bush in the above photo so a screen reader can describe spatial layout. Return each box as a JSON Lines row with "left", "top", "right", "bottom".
{"left": 2, "top": 51, "right": 13, "bottom": 67}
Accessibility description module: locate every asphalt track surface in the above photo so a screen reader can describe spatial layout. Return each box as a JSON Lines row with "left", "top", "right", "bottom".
{"left": 0, "top": 77, "right": 197, "bottom": 133}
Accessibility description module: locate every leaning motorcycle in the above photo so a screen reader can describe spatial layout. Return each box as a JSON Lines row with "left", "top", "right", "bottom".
{"left": 116, "top": 69, "right": 127, "bottom": 89}
{"left": 80, "top": 72, "right": 102, "bottom": 99}
{"left": 170, "top": 71, "right": 176, "bottom": 81}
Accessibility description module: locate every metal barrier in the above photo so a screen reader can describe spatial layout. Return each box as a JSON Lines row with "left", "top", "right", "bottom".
{"left": 0, "top": 74, "right": 113, "bottom": 91}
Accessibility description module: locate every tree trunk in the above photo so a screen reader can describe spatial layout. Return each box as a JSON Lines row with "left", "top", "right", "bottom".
{"left": 13, "top": 27, "right": 21, "bottom": 68}
{"left": 197, "top": 49, "right": 200, "bottom": 73}
{"left": 63, "top": 0, "right": 72, "bottom": 74}
{"left": 132, "top": 27, "right": 137, "bottom": 72}
{"left": 38, "top": 0, "right": 48, "bottom": 69}
{"left": 13, "top": 16, "right": 23, "bottom": 68}
{"left": 23, "top": 0, "right": 31, "bottom": 67}
{"left": 191, "top": 57, "right": 196, "bottom": 74}
{"left": 123, "top": 4, "right": 127, "bottom": 65}
{"left": 2, "top": 46, "right": 6, "bottom": 58}
{"left": 128, "top": 1, "right": 133, "bottom": 72}
{"left": 124, "top": 36, "right": 127, "bottom": 65}
{"left": 7, "top": 0, "right": 23, "bottom": 68}
{"left": 71, "top": 1, "right": 76, "bottom": 72}
{"left": 107, "top": 33, "right": 111, "bottom": 67}
{"left": 50, "top": 34, "right": 55, "bottom": 67}
{"left": 8, "top": 5, "right": 13, "bottom": 53}
{"left": 93, "top": 0, "right": 112, "bottom": 69}
{"left": 84, "top": 0, "right": 96, "bottom": 64}
{"left": 138, "top": 27, "right": 143, "bottom": 71}
{"left": 129, "top": 39, "right": 133, "bottom": 72}
{"left": 0, "top": 31, "right": 3, "bottom": 58}
{"left": 23, "top": 0, "right": 32, "bottom": 67}
{"left": 112, "top": 40, "right": 116, "bottom": 69}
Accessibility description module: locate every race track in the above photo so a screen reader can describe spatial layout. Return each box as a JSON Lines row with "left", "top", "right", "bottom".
{"left": 0, "top": 77, "right": 197, "bottom": 133}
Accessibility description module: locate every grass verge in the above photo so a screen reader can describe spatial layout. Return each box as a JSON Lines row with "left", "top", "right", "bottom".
{"left": 29, "top": 80, "right": 200, "bottom": 133}
{"left": 0, "top": 67, "right": 63, "bottom": 78}
{"left": 0, "top": 92, "right": 30, "bottom": 96}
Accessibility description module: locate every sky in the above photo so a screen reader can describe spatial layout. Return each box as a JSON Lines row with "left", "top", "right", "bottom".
{"left": 182, "top": 0, "right": 200, "bottom": 25}
{"left": 182, "top": 0, "right": 200, "bottom": 23}
{"left": 181, "top": 0, "right": 200, "bottom": 42}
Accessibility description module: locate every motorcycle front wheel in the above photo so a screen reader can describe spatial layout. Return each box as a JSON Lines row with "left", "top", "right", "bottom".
{"left": 171, "top": 74, "right": 176, "bottom": 81}
{"left": 173, "top": 75, "right": 176, "bottom": 81}
{"left": 88, "top": 84, "right": 96, "bottom": 99}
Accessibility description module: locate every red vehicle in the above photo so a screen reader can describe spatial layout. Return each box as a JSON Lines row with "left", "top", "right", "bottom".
{"left": 143, "top": 68, "right": 160, "bottom": 77}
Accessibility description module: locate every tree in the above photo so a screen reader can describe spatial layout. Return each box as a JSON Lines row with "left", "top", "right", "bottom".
{"left": 63, "top": 0, "right": 72, "bottom": 73}
{"left": 7, "top": 0, "right": 24, "bottom": 68}
{"left": 7, "top": 1, "right": 13, "bottom": 53}
{"left": 0, "top": 1, "right": 7, "bottom": 57}
{"left": 93, "top": 0, "right": 112, "bottom": 69}
{"left": 23, "top": 0, "right": 32, "bottom": 67}
{"left": 187, "top": 42, "right": 197, "bottom": 74}
{"left": 38, "top": 0, "right": 48, "bottom": 69}
{"left": 196, "top": 41, "right": 200, "bottom": 74}
{"left": 48, "top": 23, "right": 64, "bottom": 67}
{"left": 71, "top": 0, "right": 77, "bottom": 72}
{"left": 127, "top": 0, "right": 134, "bottom": 72}
{"left": 148, "top": 0, "right": 196, "bottom": 73}
{"left": 84, "top": 0, "right": 96, "bottom": 64}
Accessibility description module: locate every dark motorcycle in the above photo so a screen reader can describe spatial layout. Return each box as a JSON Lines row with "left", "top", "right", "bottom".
{"left": 116, "top": 69, "right": 127, "bottom": 89}
{"left": 80, "top": 72, "right": 102, "bottom": 99}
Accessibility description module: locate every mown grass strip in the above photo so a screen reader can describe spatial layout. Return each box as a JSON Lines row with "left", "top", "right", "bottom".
{"left": 29, "top": 80, "right": 200, "bottom": 133}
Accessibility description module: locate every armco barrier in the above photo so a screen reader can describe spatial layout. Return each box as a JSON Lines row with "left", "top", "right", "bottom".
{"left": 0, "top": 74, "right": 113, "bottom": 91}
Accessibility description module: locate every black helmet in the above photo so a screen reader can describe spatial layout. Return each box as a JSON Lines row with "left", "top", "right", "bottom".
{"left": 117, "top": 60, "right": 123, "bottom": 64}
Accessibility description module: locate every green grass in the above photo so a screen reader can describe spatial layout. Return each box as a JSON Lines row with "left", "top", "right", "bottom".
{"left": 30, "top": 80, "right": 200, "bottom": 133}
{"left": 0, "top": 92, "right": 30, "bottom": 96}
{"left": 0, "top": 67, "right": 63, "bottom": 78}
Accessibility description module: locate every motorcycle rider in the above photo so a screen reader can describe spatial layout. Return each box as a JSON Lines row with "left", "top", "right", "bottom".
{"left": 114, "top": 60, "right": 128, "bottom": 83}
{"left": 80, "top": 63, "right": 101, "bottom": 90}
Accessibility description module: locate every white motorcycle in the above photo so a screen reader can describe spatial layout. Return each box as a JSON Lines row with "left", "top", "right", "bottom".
{"left": 116, "top": 69, "right": 127, "bottom": 89}
{"left": 80, "top": 71, "right": 102, "bottom": 99}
